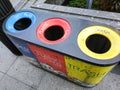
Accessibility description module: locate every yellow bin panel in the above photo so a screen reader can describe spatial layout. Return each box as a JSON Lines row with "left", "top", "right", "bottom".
{"left": 65, "top": 56, "right": 115, "bottom": 85}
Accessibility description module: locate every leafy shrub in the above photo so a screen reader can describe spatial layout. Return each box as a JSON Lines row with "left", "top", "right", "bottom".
{"left": 68, "top": 0, "right": 86, "bottom": 8}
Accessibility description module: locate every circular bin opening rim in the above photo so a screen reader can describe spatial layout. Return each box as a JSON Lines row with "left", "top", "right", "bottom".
{"left": 5, "top": 11, "right": 36, "bottom": 33}
{"left": 36, "top": 18, "right": 71, "bottom": 44}
{"left": 77, "top": 25, "right": 120, "bottom": 60}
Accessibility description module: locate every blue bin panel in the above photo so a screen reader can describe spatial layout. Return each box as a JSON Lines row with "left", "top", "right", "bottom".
{"left": 8, "top": 36, "right": 37, "bottom": 60}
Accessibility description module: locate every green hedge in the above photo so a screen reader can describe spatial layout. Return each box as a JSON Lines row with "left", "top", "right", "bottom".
{"left": 68, "top": 0, "right": 86, "bottom": 8}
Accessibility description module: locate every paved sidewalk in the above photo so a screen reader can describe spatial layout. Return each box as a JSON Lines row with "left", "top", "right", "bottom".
{"left": 0, "top": 0, "right": 120, "bottom": 90}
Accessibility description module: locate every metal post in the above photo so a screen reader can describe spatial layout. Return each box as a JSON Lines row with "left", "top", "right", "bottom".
{"left": 86, "top": 0, "right": 93, "bottom": 9}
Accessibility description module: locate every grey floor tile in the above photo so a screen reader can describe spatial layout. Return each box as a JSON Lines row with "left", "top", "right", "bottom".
{"left": 7, "top": 56, "right": 46, "bottom": 89}
{"left": 0, "top": 42, "right": 17, "bottom": 73}
{"left": 37, "top": 72, "right": 86, "bottom": 90}
{"left": 37, "top": 70, "right": 120, "bottom": 90}
{"left": 0, "top": 72, "right": 4, "bottom": 80}
{"left": 92, "top": 73, "right": 120, "bottom": 90}
{"left": 0, "top": 75, "right": 35, "bottom": 90}
{"left": 10, "top": 0, "right": 21, "bottom": 7}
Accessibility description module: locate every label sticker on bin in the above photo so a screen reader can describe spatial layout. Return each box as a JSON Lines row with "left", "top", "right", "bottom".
{"left": 27, "top": 43, "right": 66, "bottom": 74}
{"left": 64, "top": 56, "right": 115, "bottom": 84}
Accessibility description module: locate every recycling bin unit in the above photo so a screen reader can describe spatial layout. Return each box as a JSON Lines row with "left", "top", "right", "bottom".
{"left": 3, "top": 9, "right": 120, "bottom": 87}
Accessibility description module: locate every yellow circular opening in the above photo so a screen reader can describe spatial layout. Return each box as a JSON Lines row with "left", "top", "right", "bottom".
{"left": 77, "top": 26, "right": 120, "bottom": 60}
{"left": 86, "top": 34, "right": 111, "bottom": 54}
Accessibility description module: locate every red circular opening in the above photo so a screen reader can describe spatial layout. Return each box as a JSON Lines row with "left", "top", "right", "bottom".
{"left": 36, "top": 18, "right": 71, "bottom": 44}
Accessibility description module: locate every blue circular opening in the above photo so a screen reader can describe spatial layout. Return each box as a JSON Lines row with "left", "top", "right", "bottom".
{"left": 6, "top": 11, "right": 36, "bottom": 32}
{"left": 14, "top": 18, "right": 32, "bottom": 30}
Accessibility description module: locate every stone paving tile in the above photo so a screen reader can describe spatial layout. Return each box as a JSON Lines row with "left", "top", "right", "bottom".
{"left": 10, "top": 0, "right": 20, "bottom": 7}
{"left": 7, "top": 56, "right": 46, "bottom": 89}
{"left": 0, "top": 42, "right": 17, "bottom": 73}
{"left": 0, "top": 74, "right": 35, "bottom": 90}
{"left": 37, "top": 71, "right": 120, "bottom": 90}
{"left": 37, "top": 72, "right": 86, "bottom": 90}
{"left": 0, "top": 72, "right": 4, "bottom": 81}
{"left": 93, "top": 73, "right": 120, "bottom": 90}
